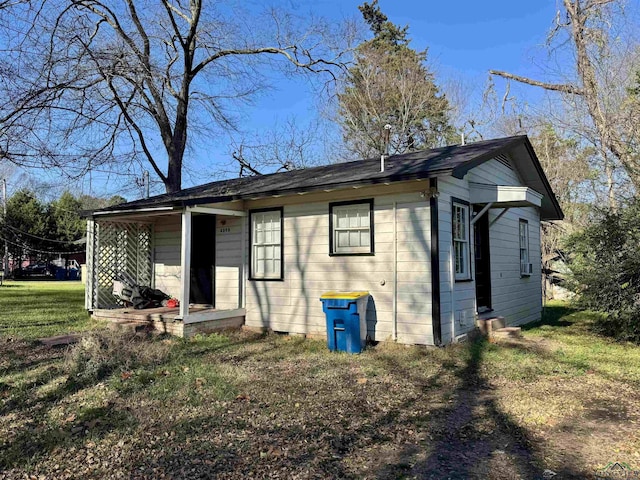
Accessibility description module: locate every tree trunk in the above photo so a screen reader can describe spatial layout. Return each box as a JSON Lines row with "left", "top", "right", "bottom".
{"left": 565, "top": 0, "right": 640, "bottom": 190}
{"left": 491, "top": 0, "right": 640, "bottom": 192}
{"left": 165, "top": 149, "right": 183, "bottom": 194}
{"left": 603, "top": 149, "right": 617, "bottom": 211}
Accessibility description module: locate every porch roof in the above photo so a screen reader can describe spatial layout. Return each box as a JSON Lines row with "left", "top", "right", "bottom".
{"left": 469, "top": 183, "right": 543, "bottom": 208}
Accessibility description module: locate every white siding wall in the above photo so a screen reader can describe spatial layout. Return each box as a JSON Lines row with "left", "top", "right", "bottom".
{"left": 437, "top": 176, "right": 476, "bottom": 341}
{"left": 215, "top": 216, "right": 242, "bottom": 310}
{"left": 244, "top": 189, "right": 435, "bottom": 344}
{"left": 148, "top": 157, "right": 543, "bottom": 342}
{"left": 152, "top": 213, "right": 243, "bottom": 308}
{"left": 467, "top": 159, "right": 542, "bottom": 325}
{"left": 396, "top": 201, "right": 434, "bottom": 345}
{"left": 435, "top": 158, "right": 543, "bottom": 329}
{"left": 153, "top": 215, "right": 182, "bottom": 299}
{"left": 485, "top": 207, "right": 541, "bottom": 325}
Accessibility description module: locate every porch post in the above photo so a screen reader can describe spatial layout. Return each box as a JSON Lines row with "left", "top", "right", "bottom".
{"left": 179, "top": 207, "right": 192, "bottom": 320}
{"left": 85, "top": 219, "right": 95, "bottom": 310}
{"left": 240, "top": 215, "right": 247, "bottom": 309}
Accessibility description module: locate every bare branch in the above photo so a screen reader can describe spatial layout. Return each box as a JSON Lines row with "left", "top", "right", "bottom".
{"left": 193, "top": 46, "right": 343, "bottom": 79}
{"left": 0, "top": 0, "right": 347, "bottom": 193}
{"left": 232, "top": 147, "right": 263, "bottom": 176}
{"left": 489, "top": 70, "right": 584, "bottom": 95}
{"left": 584, "top": 0, "right": 616, "bottom": 11}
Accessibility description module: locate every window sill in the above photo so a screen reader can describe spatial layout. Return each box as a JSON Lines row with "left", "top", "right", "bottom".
{"left": 249, "top": 277, "right": 284, "bottom": 282}
{"left": 455, "top": 278, "right": 473, "bottom": 283}
{"left": 329, "top": 252, "right": 375, "bottom": 257}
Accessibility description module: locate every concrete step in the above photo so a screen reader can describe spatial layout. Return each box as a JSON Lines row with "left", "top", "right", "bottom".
{"left": 476, "top": 316, "right": 506, "bottom": 335}
{"left": 491, "top": 327, "right": 522, "bottom": 339}
{"left": 107, "top": 320, "right": 152, "bottom": 333}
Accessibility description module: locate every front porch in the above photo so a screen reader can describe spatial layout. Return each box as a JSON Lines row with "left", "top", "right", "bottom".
{"left": 92, "top": 306, "right": 246, "bottom": 337}
{"left": 86, "top": 204, "right": 248, "bottom": 337}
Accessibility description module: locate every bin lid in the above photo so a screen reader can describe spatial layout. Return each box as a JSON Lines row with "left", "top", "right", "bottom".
{"left": 320, "top": 291, "right": 369, "bottom": 300}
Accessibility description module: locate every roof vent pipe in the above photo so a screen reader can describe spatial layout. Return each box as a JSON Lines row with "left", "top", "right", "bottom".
{"left": 461, "top": 132, "right": 465, "bottom": 146}
{"left": 381, "top": 124, "right": 392, "bottom": 172}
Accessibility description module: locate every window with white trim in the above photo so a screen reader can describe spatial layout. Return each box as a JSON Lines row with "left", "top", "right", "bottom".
{"left": 330, "top": 201, "right": 373, "bottom": 255}
{"left": 519, "top": 219, "right": 531, "bottom": 276}
{"left": 452, "top": 202, "right": 470, "bottom": 280}
{"left": 251, "top": 209, "right": 282, "bottom": 279}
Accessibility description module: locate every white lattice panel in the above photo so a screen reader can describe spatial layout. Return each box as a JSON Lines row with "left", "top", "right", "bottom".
{"left": 92, "top": 221, "right": 153, "bottom": 309}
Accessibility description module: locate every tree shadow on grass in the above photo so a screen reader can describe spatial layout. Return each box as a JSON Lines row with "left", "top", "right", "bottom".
{"left": 0, "top": 402, "right": 136, "bottom": 471}
{"left": 404, "top": 340, "right": 539, "bottom": 479}
{"left": 124, "top": 345, "right": 448, "bottom": 479}
{"left": 368, "top": 340, "right": 588, "bottom": 479}
{"left": 0, "top": 345, "right": 141, "bottom": 471}
{"left": 497, "top": 335, "right": 640, "bottom": 389}
{"left": 122, "top": 338, "right": 589, "bottom": 479}
{"left": 0, "top": 341, "right": 64, "bottom": 377}
{"left": 489, "top": 336, "right": 640, "bottom": 477}
{"left": 0, "top": 330, "right": 272, "bottom": 472}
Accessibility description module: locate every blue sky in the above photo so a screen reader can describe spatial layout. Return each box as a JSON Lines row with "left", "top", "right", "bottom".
{"left": 249, "top": 0, "right": 556, "bottom": 117}
{"left": 26, "top": 1, "right": 561, "bottom": 200}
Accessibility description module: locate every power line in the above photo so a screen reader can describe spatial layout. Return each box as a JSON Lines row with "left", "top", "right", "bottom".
{"left": 2, "top": 223, "right": 83, "bottom": 244}
{"left": 0, "top": 235, "right": 84, "bottom": 256}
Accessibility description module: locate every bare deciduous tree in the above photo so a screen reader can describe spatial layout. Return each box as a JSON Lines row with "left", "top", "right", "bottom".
{"left": 490, "top": 0, "right": 640, "bottom": 197}
{"left": 229, "top": 117, "right": 325, "bottom": 177}
{"left": 0, "top": 0, "right": 348, "bottom": 192}
{"left": 529, "top": 124, "right": 592, "bottom": 298}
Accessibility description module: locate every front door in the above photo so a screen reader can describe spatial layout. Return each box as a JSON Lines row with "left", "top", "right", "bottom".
{"left": 474, "top": 206, "right": 492, "bottom": 312}
{"left": 190, "top": 214, "right": 216, "bottom": 306}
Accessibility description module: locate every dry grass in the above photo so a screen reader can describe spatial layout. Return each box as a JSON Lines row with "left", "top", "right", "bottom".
{"left": 1, "top": 301, "right": 639, "bottom": 478}
{"left": 64, "top": 329, "right": 173, "bottom": 388}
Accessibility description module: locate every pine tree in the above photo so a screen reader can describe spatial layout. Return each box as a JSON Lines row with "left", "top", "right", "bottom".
{"left": 338, "top": 1, "right": 455, "bottom": 158}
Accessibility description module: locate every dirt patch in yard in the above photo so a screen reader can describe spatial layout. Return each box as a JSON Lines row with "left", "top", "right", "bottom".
{"left": 1, "top": 313, "right": 640, "bottom": 479}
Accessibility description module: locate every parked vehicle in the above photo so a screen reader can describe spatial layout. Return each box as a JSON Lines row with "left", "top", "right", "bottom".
{"left": 26, "top": 264, "right": 48, "bottom": 275}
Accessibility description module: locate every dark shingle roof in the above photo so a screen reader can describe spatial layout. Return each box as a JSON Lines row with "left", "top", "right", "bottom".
{"left": 93, "top": 135, "right": 563, "bottom": 219}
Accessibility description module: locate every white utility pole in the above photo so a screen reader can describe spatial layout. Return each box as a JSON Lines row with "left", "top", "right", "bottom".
{"left": 2, "top": 179, "right": 8, "bottom": 277}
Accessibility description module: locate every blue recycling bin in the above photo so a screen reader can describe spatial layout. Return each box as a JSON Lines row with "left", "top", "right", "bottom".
{"left": 55, "top": 268, "right": 67, "bottom": 280}
{"left": 320, "top": 292, "right": 369, "bottom": 354}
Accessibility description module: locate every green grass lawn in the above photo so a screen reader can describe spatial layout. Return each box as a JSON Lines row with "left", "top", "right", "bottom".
{"left": 0, "top": 280, "right": 99, "bottom": 339}
{"left": 481, "top": 301, "right": 640, "bottom": 386}
{"left": 1, "top": 287, "right": 639, "bottom": 479}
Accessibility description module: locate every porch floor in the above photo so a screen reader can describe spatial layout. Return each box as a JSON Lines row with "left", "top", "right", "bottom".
{"left": 91, "top": 306, "right": 245, "bottom": 337}
{"left": 92, "top": 305, "right": 214, "bottom": 323}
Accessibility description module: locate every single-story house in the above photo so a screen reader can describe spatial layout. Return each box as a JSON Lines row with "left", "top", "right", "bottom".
{"left": 85, "top": 135, "right": 563, "bottom": 344}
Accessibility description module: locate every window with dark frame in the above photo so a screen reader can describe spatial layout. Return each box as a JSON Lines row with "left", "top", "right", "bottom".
{"left": 519, "top": 219, "right": 531, "bottom": 276}
{"left": 329, "top": 200, "right": 374, "bottom": 255}
{"left": 452, "top": 202, "right": 470, "bottom": 280}
{"left": 250, "top": 209, "right": 283, "bottom": 280}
